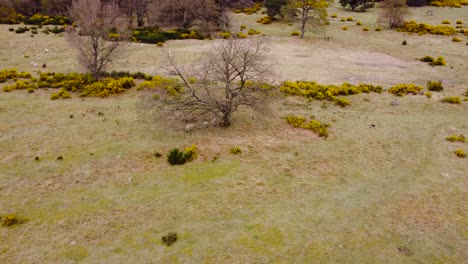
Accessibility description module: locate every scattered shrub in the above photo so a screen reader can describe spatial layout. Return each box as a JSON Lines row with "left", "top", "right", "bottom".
{"left": 342, "top": 26, "right": 348, "bottom": 30}
{"left": 427, "top": 80, "right": 443, "bottom": 92}
{"left": 230, "top": 147, "right": 242, "bottom": 154}
{"left": 442, "top": 20, "right": 451, "bottom": 24}
{"left": 167, "top": 145, "right": 197, "bottom": 165}
{"left": 402, "top": 40, "right": 407, "bottom": 45}
{"left": 80, "top": 77, "right": 135, "bottom": 97}
{"left": 335, "top": 98, "right": 351, "bottom": 107}
{"left": 247, "top": 29, "right": 260, "bottom": 35}
{"left": 167, "top": 148, "right": 187, "bottom": 165}
{"left": 50, "top": 88, "right": 71, "bottom": 100}
{"left": 162, "top": 232, "right": 178, "bottom": 246}
{"left": 2, "top": 214, "right": 25, "bottom": 227}
{"left": 280, "top": 81, "right": 382, "bottom": 101}
{"left": 456, "top": 20, "right": 463, "bottom": 24}
{"left": 430, "top": 0, "right": 467, "bottom": 7}
{"left": 286, "top": 116, "right": 306, "bottom": 128}
{"left": 240, "top": 25, "right": 246, "bottom": 31}
{"left": 420, "top": 56, "right": 434, "bottom": 63}
{"left": 356, "top": 21, "right": 362, "bottom": 26}
{"left": 452, "top": 37, "right": 463, "bottom": 42}
{"left": 256, "top": 16, "right": 272, "bottom": 24}
{"left": 446, "top": 134, "right": 466, "bottom": 142}
{"left": 362, "top": 27, "right": 369, "bottom": 31}
{"left": 331, "top": 14, "right": 338, "bottom": 18}
{"left": 236, "top": 32, "right": 247, "bottom": 38}
{"left": 453, "top": 149, "right": 466, "bottom": 158}
{"left": 346, "top": 17, "right": 353, "bottom": 21}
{"left": 8, "top": 28, "right": 14, "bottom": 32}
{"left": 388, "top": 84, "right": 423, "bottom": 96}
{"left": 340, "top": 18, "right": 346, "bottom": 22}
{"left": 375, "top": 27, "right": 382, "bottom": 31}
{"left": 399, "top": 21, "right": 457, "bottom": 35}
{"left": 286, "top": 116, "right": 330, "bottom": 138}
{"left": 302, "top": 120, "right": 330, "bottom": 138}
{"left": 218, "top": 32, "right": 231, "bottom": 39}
{"left": 137, "top": 75, "right": 183, "bottom": 94}
{"left": 425, "top": 92, "right": 432, "bottom": 98}
{"left": 442, "top": 96, "right": 461, "bottom": 104}
{"left": 291, "top": 31, "right": 300, "bottom": 36}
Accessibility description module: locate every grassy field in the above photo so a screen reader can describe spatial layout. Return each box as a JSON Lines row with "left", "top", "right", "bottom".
{"left": 1, "top": 5, "right": 467, "bottom": 264}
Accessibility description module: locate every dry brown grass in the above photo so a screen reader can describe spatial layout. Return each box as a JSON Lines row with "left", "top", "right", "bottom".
{"left": 0, "top": 5, "right": 467, "bottom": 263}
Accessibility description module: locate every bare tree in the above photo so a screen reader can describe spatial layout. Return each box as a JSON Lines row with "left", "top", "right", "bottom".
{"left": 116, "top": 0, "right": 151, "bottom": 27}
{"left": 153, "top": 37, "right": 272, "bottom": 127}
{"left": 67, "top": 0, "right": 125, "bottom": 80}
{"left": 283, "top": 0, "right": 333, "bottom": 39}
{"left": 378, "top": 0, "right": 409, "bottom": 28}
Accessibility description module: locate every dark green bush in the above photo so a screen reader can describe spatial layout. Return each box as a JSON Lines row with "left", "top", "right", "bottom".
{"left": 167, "top": 148, "right": 188, "bottom": 165}
{"left": 8, "top": 28, "right": 14, "bottom": 32}
{"left": 427, "top": 80, "right": 443, "bottom": 91}
{"left": 420, "top": 56, "right": 434, "bottom": 63}
{"left": 50, "top": 26, "right": 65, "bottom": 34}
{"left": 162, "top": 232, "right": 178, "bottom": 246}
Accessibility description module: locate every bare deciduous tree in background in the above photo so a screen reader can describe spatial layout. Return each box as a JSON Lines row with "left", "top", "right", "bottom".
{"left": 378, "top": 0, "right": 409, "bottom": 28}
{"left": 67, "top": 0, "right": 125, "bottom": 80}
{"left": 154, "top": 37, "right": 272, "bottom": 127}
{"left": 116, "top": 0, "right": 151, "bottom": 27}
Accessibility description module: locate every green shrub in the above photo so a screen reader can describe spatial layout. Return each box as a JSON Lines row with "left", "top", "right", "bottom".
{"left": 331, "top": 14, "right": 338, "bottom": 18}
{"left": 356, "top": 21, "right": 362, "bottom": 26}
{"left": 402, "top": 40, "right": 407, "bottom": 45}
{"left": 446, "top": 134, "right": 466, "bottom": 142}
{"left": 453, "top": 149, "right": 466, "bottom": 158}
{"left": 442, "top": 96, "right": 461, "bottom": 104}
{"left": 162, "top": 232, "right": 178, "bottom": 246}
{"left": 388, "top": 84, "right": 423, "bottom": 96}
{"left": 456, "top": 20, "right": 463, "bottom": 24}
{"left": 342, "top": 26, "right": 348, "bottom": 30}
{"left": 240, "top": 25, "right": 246, "bottom": 31}
{"left": 8, "top": 28, "right": 14, "bottom": 32}
{"left": 230, "top": 147, "right": 242, "bottom": 154}
{"left": 427, "top": 80, "right": 443, "bottom": 91}
{"left": 15, "top": 27, "right": 28, "bottom": 33}
{"left": 167, "top": 145, "right": 197, "bottom": 165}
{"left": 167, "top": 149, "right": 187, "bottom": 165}
{"left": 346, "top": 17, "right": 353, "bottom": 21}
{"left": 425, "top": 92, "right": 432, "bottom": 98}
{"left": 452, "top": 37, "right": 463, "bottom": 42}
{"left": 375, "top": 27, "right": 382, "bottom": 31}
{"left": 362, "top": 27, "right": 369, "bottom": 31}
{"left": 291, "top": 31, "right": 300, "bottom": 36}
{"left": 340, "top": 18, "right": 346, "bottom": 22}
{"left": 335, "top": 98, "right": 351, "bottom": 107}
{"left": 442, "top": 20, "right": 451, "bottom": 24}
